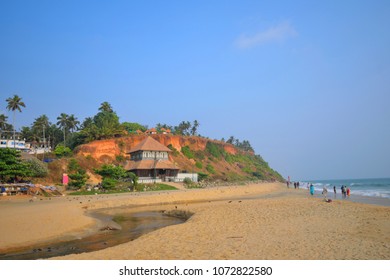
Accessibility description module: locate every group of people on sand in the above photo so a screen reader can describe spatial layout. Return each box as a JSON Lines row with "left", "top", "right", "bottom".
{"left": 339, "top": 185, "right": 351, "bottom": 198}
{"left": 288, "top": 181, "right": 351, "bottom": 201}
{"left": 286, "top": 181, "right": 300, "bottom": 189}
{"left": 307, "top": 184, "right": 351, "bottom": 201}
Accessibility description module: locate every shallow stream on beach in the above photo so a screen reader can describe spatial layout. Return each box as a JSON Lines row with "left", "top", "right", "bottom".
{"left": 0, "top": 209, "right": 191, "bottom": 260}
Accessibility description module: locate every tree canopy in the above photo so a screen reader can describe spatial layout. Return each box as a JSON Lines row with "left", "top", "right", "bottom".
{"left": 6, "top": 94, "right": 25, "bottom": 113}
{"left": 0, "top": 148, "right": 30, "bottom": 182}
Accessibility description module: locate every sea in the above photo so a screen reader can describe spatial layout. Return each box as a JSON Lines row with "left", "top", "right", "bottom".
{"left": 299, "top": 178, "right": 390, "bottom": 207}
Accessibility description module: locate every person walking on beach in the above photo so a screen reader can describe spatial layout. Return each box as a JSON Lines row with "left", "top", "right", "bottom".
{"left": 347, "top": 187, "right": 350, "bottom": 197}
{"left": 310, "top": 183, "right": 314, "bottom": 196}
{"left": 333, "top": 186, "right": 336, "bottom": 194}
{"left": 322, "top": 187, "right": 328, "bottom": 200}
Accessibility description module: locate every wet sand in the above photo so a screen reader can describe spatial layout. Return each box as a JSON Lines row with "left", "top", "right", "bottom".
{"left": 1, "top": 182, "right": 389, "bottom": 259}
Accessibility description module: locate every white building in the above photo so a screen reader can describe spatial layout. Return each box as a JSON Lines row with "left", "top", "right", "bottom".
{"left": 0, "top": 138, "right": 30, "bottom": 151}
{"left": 175, "top": 173, "right": 198, "bottom": 183}
{"left": 0, "top": 138, "right": 51, "bottom": 154}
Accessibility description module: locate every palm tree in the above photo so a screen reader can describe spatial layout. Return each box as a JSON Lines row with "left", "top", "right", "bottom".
{"left": 33, "top": 115, "right": 50, "bottom": 129}
{"left": 33, "top": 115, "right": 50, "bottom": 148}
{"left": 57, "top": 113, "right": 69, "bottom": 146}
{"left": 99, "top": 101, "right": 113, "bottom": 113}
{"left": 67, "top": 114, "right": 80, "bottom": 133}
{"left": 191, "top": 120, "right": 200, "bottom": 136}
{"left": 6, "top": 94, "right": 26, "bottom": 148}
{"left": 80, "top": 117, "right": 93, "bottom": 130}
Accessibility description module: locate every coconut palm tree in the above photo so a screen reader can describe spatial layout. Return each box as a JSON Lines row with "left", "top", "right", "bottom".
{"left": 99, "top": 101, "right": 113, "bottom": 113}
{"left": 56, "top": 113, "right": 69, "bottom": 146}
{"left": 191, "top": 120, "right": 200, "bottom": 136}
{"left": 33, "top": 115, "right": 51, "bottom": 148}
{"left": 33, "top": 115, "right": 50, "bottom": 130}
{"left": 67, "top": 114, "right": 80, "bottom": 133}
{"left": 6, "top": 94, "right": 26, "bottom": 148}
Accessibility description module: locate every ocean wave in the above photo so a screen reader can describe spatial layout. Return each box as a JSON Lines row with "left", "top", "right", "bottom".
{"left": 350, "top": 190, "right": 390, "bottom": 199}
{"left": 300, "top": 179, "right": 390, "bottom": 200}
{"left": 311, "top": 187, "right": 390, "bottom": 199}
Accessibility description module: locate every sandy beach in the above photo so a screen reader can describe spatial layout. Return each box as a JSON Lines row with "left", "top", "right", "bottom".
{"left": 1, "top": 182, "right": 389, "bottom": 260}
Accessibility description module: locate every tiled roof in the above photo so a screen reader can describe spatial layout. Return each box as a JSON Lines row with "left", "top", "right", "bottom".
{"left": 125, "top": 159, "right": 179, "bottom": 170}
{"left": 161, "top": 128, "right": 171, "bottom": 133}
{"left": 127, "top": 136, "right": 171, "bottom": 153}
{"left": 145, "top": 128, "right": 157, "bottom": 133}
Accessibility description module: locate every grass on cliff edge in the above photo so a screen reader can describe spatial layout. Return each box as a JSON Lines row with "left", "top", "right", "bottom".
{"left": 68, "top": 183, "right": 177, "bottom": 195}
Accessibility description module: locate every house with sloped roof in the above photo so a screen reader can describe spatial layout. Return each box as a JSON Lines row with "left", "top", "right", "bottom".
{"left": 124, "top": 136, "right": 179, "bottom": 183}
{"left": 160, "top": 128, "right": 171, "bottom": 134}
{"left": 145, "top": 128, "right": 157, "bottom": 135}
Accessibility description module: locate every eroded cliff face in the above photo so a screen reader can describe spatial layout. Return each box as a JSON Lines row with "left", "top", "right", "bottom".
{"left": 73, "top": 134, "right": 283, "bottom": 182}
{"left": 75, "top": 135, "right": 238, "bottom": 163}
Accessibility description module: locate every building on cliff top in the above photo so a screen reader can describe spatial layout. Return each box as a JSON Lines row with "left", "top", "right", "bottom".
{"left": 144, "top": 128, "right": 157, "bottom": 135}
{"left": 124, "top": 136, "right": 180, "bottom": 183}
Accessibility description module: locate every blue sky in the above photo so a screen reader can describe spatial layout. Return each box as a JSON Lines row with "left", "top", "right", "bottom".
{"left": 1, "top": 0, "right": 389, "bottom": 180}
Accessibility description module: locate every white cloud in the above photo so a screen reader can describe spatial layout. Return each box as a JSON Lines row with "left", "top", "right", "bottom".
{"left": 235, "top": 21, "right": 298, "bottom": 49}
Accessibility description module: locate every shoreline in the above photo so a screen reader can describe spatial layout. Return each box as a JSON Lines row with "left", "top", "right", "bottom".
{"left": 282, "top": 186, "right": 390, "bottom": 207}
{"left": 1, "top": 182, "right": 389, "bottom": 260}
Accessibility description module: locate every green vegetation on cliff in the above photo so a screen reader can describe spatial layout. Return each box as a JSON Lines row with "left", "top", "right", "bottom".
{"left": 1, "top": 97, "right": 284, "bottom": 188}
{"left": 175, "top": 140, "right": 283, "bottom": 182}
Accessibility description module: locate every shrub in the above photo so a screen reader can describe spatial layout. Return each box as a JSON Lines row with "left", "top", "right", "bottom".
{"left": 181, "top": 146, "right": 194, "bottom": 159}
{"left": 183, "top": 177, "right": 193, "bottom": 185}
{"left": 224, "top": 153, "right": 234, "bottom": 164}
{"left": 67, "top": 159, "right": 89, "bottom": 189}
{"left": 242, "top": 166, "right": 253, "bottom": 174}
{"left": 94, "top": 164, "right": 127, "bottom": 180}
{"left": 68, "top": 159, "right": 80, "bottom": 173}
{"left": 68, "top": 169, "right": 89, "bottom": 188}
{"left": 115, "top": 154, "right": 126, "bottom": 163}
{"left": 167, "top": 144, "right": 179, "bottom": 156}
{"left": 183, "top": 177, "right": 201, "bottom": 189}
{"left": 54, "top": 145, "right": 72, "bottom": 158}
{"left": 198, "top": 172, "right": 209, "bottom": 181}
{"left": 205, "top": 141, "right": 225, "bottom": 159}
{"left": 194, "top": 151, "right": 205, "bottom": 160}
{"left": 206, "top": 164, "right": 216, "bottom": 174}
{"left": 195, "top": 161, "right": 203, "bottom": 169}
{"left": 101, "top": 178, "right": 117, "bottom": 189}
{"left": 25, "top": 157, "right": 48, "bottom": 177}
{"left": 252, "top": 171, "right": 265, "bottom": 179}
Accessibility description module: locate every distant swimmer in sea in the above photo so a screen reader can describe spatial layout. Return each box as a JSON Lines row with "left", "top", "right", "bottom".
{"left": 310, "top": 184, "right": 314, "bottom": 196}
